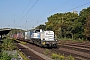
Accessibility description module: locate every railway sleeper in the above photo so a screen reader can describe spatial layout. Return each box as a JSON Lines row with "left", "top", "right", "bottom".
{"left": 58, "top": 47, "right": 90, "bottom": 60}
{"left": 59, "top": 44, "right": 90, "bottom": 53}
{"left": 17, "top": 44, "right": 44, "bottom": 60}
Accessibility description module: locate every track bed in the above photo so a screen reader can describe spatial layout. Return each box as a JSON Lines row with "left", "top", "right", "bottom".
{"left": 16, "top": 40, "right": 90, "bottom": 60}
{"left": 16, "top": 44, "right": 44, "bottom": 60}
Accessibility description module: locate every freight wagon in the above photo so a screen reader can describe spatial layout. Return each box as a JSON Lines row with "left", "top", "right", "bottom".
{"left": 25, "top": 29, "right": 57, "bottom": 47}
{"left": 17, "top": 32, "right": 24, "bottom": 40}
{"left": 10, "top": 32, "right": 24, "bottom": 40}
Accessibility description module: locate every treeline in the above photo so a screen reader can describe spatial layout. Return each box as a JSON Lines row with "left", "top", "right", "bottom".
{"left": 8, "top": 29, "right": 25, "bottom": 34}
{"left": 35, "top": 7, "right": 90, "bottom": 40}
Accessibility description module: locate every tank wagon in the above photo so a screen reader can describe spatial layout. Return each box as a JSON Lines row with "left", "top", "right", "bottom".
{"left": 25, "top": 29, "right": 57, "bottom": 47}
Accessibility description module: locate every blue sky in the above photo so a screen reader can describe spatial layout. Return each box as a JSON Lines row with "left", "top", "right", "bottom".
{"left": 0, "top": 0, "right": 90, "bottom": 30}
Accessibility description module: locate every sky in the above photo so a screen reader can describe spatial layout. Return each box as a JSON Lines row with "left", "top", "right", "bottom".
{"left": 0, "top": 0, "right": 90, "bottom": 30}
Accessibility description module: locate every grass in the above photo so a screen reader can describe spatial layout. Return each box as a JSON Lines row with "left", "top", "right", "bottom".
{"left": 67, "top": 55, "right": 74, "bottom": 60}
{"left": 58, "top": 55, "right": 65, "bottom": 60}
{"left": 51, "top": 53, "right": 75, "bottom": 60}
{"left": 14, "top": 39, "right": 27, "bottom": 44}
{"left": 77, "top": 39, "right": 84, "bottom": 43}
{"left": 51, "top": 53, "right": 59, "bottom": 59}
{"left": 20, "top": 41, "right": 27, "bottom": 44}
{"left": 44, "top": 49, "right": 50, "bottom": 55}
{"left": 58, "top": 37, "right": 85, "bottom": 43}
{"left": 17, "top": 50, "right": 29, "bottom": 60}
{"left": 43, "top": 49, "right": 75, "bottom": 60}
{"left": 59, "top": 37, "right": 80, "bottom": 40}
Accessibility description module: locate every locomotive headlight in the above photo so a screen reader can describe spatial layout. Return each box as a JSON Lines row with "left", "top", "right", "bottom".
{"left": 43, "top": 42, "right": 45, "bottom": 45}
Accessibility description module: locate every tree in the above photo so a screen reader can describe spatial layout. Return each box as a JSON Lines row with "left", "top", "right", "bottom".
{"left": 84, "top": 16, "right": 90, "bottom": 40}
{"left": 46, "top": 13, "right": 64, "bottom": 38}
{"left": 46, "top": 12, "right": 79, "bottom": 39}
{"left": 35, "top": 24, "right": 46, "bottom": 30}
{"left": 35, "top": 6, "right": 90, "bottom": 40}
{"left": 79, "top": 7, "right": 90, "bottom": 39}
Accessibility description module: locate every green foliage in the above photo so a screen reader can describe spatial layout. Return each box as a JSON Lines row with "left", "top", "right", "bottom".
{"left": 44, "top": 49, "right": 50, "bottom": 55}
{"left": 2, "top": 38, "right": 16, "bottom": 50}
{"left": 44, "top": 49, "right": 75, "bottom": 60}
{"left": 18, "top": 50, "right": 29, "bottom": 60}
{"left": 12, "top": 53, "right": 19, "bottom": 60}
{"left": 50, "top": 7, "right": 90, "bottom": 40}
{"left": 58, "top": 55, "right": 65, "bottom": 60}
{"left": 59, "top": 38, "right": 84, "bottom": 43}
{"left": 33, "top": 6, "right": 90, "bottom": 40}
{"left": 20, "top": 41, "right": 27, "bottom": 45}
{"left": 67, "top": 55, "right": 74, "bottom": 60}
{"left": 79, "top": 7, "right": 90, "bottom": 40}
{"left": 77, "top": 38, "right": 83, "bottom": 43}
{"left": 84, "top": 16, "right": 90, "bottom": 39}
{"left": 51, "top": 53, "right": 75, "bottom": 60}
{"left": 46, "top": 12, "right": 79, "bottom": 39}
{"left": 0, "top": 51, "right": 12, "bottom": 60}
{"left": 51, "top": 53, "right": 59, "bottom": 59}
{"left": 35, "top": 24, "right": 46, "bottom": 30}
{"left": 0, "top": 50, "right": 21, "bottom": 60}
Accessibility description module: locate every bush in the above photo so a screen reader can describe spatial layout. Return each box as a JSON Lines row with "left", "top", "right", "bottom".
{"left": 58, "top": 55, "right": 65, "bottom": 60}
{"left": 67, "top": 55, "right": 74, "bottom": 60}
{"left": 44, "top": 49, "right": 50, "bottom": 55}
{"left": 2, "top": 38, "right": 16, "bottom": 50}
{"left": 0, "top": 51, "right": 12, "bottom": 60}
{"left": 51, "top": 53, "right": 58, "bottom": 59}
{"left": 78, "top": 39, "right": 83, "bottom": 43}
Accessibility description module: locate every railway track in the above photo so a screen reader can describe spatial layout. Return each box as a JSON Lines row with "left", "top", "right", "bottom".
{"left": 53, "top": 41, "right": 90, "bottom": 60}
{"left": 16, "top": 40, "right": 90, "bottom": 60}
{"left": 24, "top": 42, "right": 90, "bottom": 60}
{"left": 16, "top": 44, "right": 45, "bottom": 60}
{"left": 51, "top": 47, "right": 90, "bottom": 60}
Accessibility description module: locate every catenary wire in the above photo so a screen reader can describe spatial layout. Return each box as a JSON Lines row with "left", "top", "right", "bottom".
{"left": 32, "top": 0, "right": 71, "bottom": 27}
{"left": 16, "top": 0, "right": 32, "bottom": 21}
{"left": 38, "top": 1, "right": 90, "bottom": 25}
{"left": 17, "top": 0, "right": 38, "bottom": 25}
